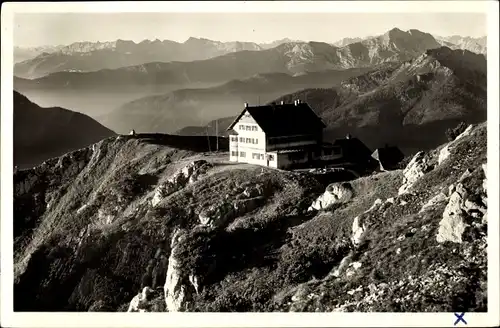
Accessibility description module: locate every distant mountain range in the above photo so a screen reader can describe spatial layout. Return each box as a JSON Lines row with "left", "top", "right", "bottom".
{"left": 96, "top": 67, "right": 377, "bottom": 134}
{"left": 178, "top": 47, "right": 486, "bottom": 155}
{"left": 14, "top": 45, "right": 66, "bottom": 63}
{"left": 13, "top": 38, "right": 292, "bottom": 79}
{"left": 14, "top": 91, "right": 116, "bottom": 169}
{"left": 332, "top": 36, "right": 372, "bottom": 47}
{"left": 14, "top": 28, "right": 487, "bottom": 80}
{"left": 436, "top": 35, "right": 487, "bottom": 55}
{"left": 15, "top": 28, "right": 457, "bottom": 92}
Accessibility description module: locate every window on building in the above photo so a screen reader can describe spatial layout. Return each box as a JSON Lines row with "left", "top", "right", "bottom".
{"left": 239, "top": 137, "right": 244, "bottom": 143}
{"left": 252, "top": 153, "right": 261, "bottom": 160}
{"left": 246, "top": 138, "right": 251, "bottom": 143}
{"left": 260, "top": 154, "right": 265, "bottom": 160}
{"left": 246, "top": 126, "right": 251, "bottom": 131}
{"left": 240, "top": 151, "right": 246, "bottom": 158}
{"left": 231, "top": 151, "right": 238, "bottom": 156}
{"left": 252, "top": 126, "right": 258, "bottom": 131}
{"left": 268, "top": 154, "right": 275, "bottom": 161}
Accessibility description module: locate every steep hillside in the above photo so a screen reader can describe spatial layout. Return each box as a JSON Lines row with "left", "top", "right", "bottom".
{"left": 99, "top": 67, "right": 375, "bottom": 134}
{"left": 13, "top": 91, "right": 116, "bottom": 169}
{"left": 13, "top": 122, "right": 488, "bottom": 312}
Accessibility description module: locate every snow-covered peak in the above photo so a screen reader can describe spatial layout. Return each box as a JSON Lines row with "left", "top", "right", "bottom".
{"left": 435, "top": 35, "right": 487, "bottom": 55}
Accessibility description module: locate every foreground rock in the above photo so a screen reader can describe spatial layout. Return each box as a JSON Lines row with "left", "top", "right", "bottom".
{"left": 398, "top": 151, "right": 433, "bottom": 195}
{"left": 308, "top": 182, "right": 354, "bottom": 211}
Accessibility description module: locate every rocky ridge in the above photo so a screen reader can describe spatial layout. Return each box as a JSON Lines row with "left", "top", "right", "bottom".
{"left": 13, "top": 122, "right": 487, "bottom": 312}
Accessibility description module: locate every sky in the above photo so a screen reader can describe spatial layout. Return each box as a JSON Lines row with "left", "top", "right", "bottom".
{"left": 14, "top": 12, "right": 487, "bottom": 47}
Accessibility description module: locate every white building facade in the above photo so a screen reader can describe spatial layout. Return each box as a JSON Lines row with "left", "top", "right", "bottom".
{"left": 228, "top": 101, "right": 343, "bottom": 169}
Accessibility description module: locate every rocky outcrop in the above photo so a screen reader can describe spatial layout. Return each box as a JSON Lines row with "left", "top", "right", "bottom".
{"left": 438, "top": 145, "right": 451, "bottom": 165}
{"left": 398, "top": 151, "right": 433, "bottom": 195}
{"left": 198, "top": 201, "right": 235, "bottom": 228}
{"left": 351, "top": 198, "right": 382, "bottom": 246}
{"left": 152, "top": 160, "right": 213, "bottom": 207}
{"left": 199, "top": 197, "right": 265, "bottom": 228}
{"left": 163, "top": 230, "right": 194, "bottom": 312}
{"left": 419, "top": 192, "right": 448, "bottom": 213}
{"left": 436, "top": 182, "right": 486, "bottom": 243}
{"left": 128, "top": 287, "right": 154, "bottom": 312}
{"left": 308, "top": 182, "right": 354, "bottom": 211}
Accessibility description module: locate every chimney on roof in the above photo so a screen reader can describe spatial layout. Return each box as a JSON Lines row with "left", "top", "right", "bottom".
{"left": 244, "top": 102, "right": 248, "bottom": 108}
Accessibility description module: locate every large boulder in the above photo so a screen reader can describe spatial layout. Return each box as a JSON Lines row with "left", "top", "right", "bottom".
{"left": 351, "top": 199, "right": 382, "bottom": 246}
{"left": 308, "top": 182, "right": 354, "bottom": 211}
{"left": 436, "top": 183, "right": 486, "bottom": 243}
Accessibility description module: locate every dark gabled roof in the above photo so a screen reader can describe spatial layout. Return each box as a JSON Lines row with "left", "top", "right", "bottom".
{"left": 332, "top": 137, "right": 374, "bottom": 163}
{"left": 333, "top": 137, "right": 371, "bottom": 154}
{"left": 372, "top": 146, "right": 404, "bottom": 167}
{"left": 226, "top": 103, "right": 326, "bottom": 137}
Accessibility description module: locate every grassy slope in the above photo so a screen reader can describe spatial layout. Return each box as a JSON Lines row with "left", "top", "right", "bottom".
{"left": 13, "top": 123, "right": 487, "bottom": 312}
{"left": 13, "top": 134, "right": 326, "bottom": 311}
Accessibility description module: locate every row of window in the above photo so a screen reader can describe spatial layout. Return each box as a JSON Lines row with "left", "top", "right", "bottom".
{"left": 252, "top": 153, "right": 265, "bottom": 160}
{"left": 230, "top": 136, "right": 259, "bottom": 144}
{"left": 238, "top": 124, "right": 258, "bottom": 132}
{"left": 230, "top": 151, "right": 275, "bottom": 161}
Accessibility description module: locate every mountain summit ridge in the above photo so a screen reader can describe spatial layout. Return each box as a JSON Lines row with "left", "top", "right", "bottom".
{"left": 14, "top": 28, "right": 487, "bottom": 80}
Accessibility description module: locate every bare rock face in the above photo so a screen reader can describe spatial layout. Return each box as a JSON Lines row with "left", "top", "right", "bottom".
{"left": 455, "top": 124, "right": 474, "bottom": 141}
{"left": 198, "top": 201, "right": 235, "bottom": 228}
{"left": 438, "top": 145, "right": 451, "bottom": 165}
{"left": 351, "top": 216, "right": 367, "bottom": 246}
{"left": 152, "top": 160, "right": 213, "bottom": 207}
{"left": 398, "top": 151, "right": 433, "bottom": 195}
{"left": 127, "top": 287, "right": 154, "bottom": 312}
{"left": 331, "top": 252, "right": 354, "bottom": 278}
{"left": 345, "top": 261, "right": 362, "bottom": 278}
{"left": 351, "top": 198, "right": 382, "bottom": 246}
{"left": 419, "top": 192, "right": 448, "bottom": 213}
{"left": 437, "top": 190, "right": 468, "bottom": 243}
{"left": 436, "top": 183, "right": 486, "bottom": 243}
{"left": 308, "top": 182, "right": 354, "bottom": 211}
{"left": 163, "top": 229, "right": 196, "bottom": 312}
